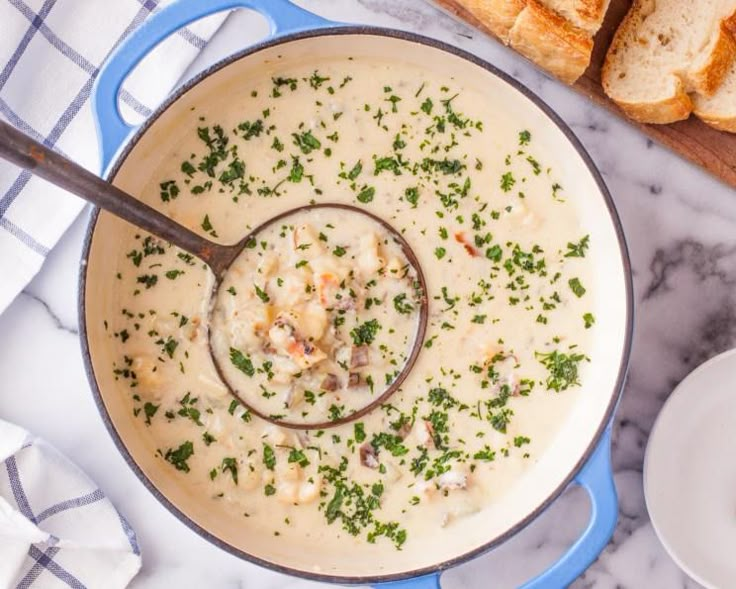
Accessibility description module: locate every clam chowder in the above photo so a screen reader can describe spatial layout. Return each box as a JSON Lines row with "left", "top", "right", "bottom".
{"left": 106, "top": 56, "right": 596, "bottom": 551}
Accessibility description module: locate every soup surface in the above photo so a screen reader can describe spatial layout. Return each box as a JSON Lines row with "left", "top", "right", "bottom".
{"left": 209, "top": 205, "right": 425, "bottom": 426}
{"left": 105, "top": 56, "right": 596, "bottom": 553}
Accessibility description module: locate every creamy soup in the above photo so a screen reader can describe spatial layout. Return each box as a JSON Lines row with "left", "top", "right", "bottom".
{"left": 209, "top": 205, "right": 424, "bottom": 425}
{"left": 106, "top": 56, "right": 595, "bottom": 551}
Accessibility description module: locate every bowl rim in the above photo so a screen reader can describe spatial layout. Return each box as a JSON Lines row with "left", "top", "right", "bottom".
{"left": 78, "top": 25, "right": 635, "bottom": 585}
{"left": 643, "top": 347, "right": 736, "bottom": 589}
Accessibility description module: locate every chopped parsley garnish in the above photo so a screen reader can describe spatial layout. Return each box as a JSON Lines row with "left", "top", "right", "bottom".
{"left": 583, "top": 312, "right": 596, "bottom": 329}
{"left": 159, "top": 336, "right": 178, "bottom": 359}
{"left": 221, "top": 457, "right": 238, "bottom": 484}
{"left": 143, "top": 402, "right": 159, "bottom": 425}
{"left": 357, "top": 186, "right": 375, "bottom": 203}
{"left": 272, "top": 76, "right": 297, "bottom": 96}
{"left": 473, "top": 446, "right": 496, "bottom": 461}
{"left": 292, "top": 130, "right": 321, "bottom": 154}
{"left": 180, "top": 161, "right": 196, "bottom": 177}
{"left": 485, "top": 245, "right": 503, "bottom": 262}
{"left": 178, "top": 252, "right": 195, "bottom": 265}
{"left": 421, "top": 157, "right": 464, "bottom": 175}
{"left": 404, "top": 186, "right": 419, "bottom": 207}
{"left": 271, "top": 137, "right": 284, "bottom": 152}
{"left": 526, "top": 155, "right": 541, "bottom": 175}
{"left": 229, "top": 347, "right": 255, "bottom": 376}
{"left": 308, "top": 70, "right": 330, "bottom": 89}
{"left": 374, "top": 156, "right": 401, "bottom": 175}
{"left": 568, "top": 277, "right": 586, "bottom": 298}
{"left": 159, "top": 180, "right": 179, "bottom": 202}
{"left": 254, "top": 284, "right": 270, "bottom": 303}
{"left": 201, "top": 214, "right": 216, "bottom": 236}
{"left": 347, "top": 161, "right": 363, "bottom": 180}
{"left": 177, "top": 392, "right": 202, "bottom": 425}
{"left": 371, "top": 432, "right": 409, "bottom": 457}
{"left": 386, "top": 94, "right": 401, "bottom": 112}
{"left": 393, "top": 293, "right": 414, "bottom": 315}
{"left": 288, "top": 448, "right": 310, "bottom": 468}
{"left": 263, "top": 444, "right": 276, "bottom": 470}
{"left": 350, "top": 319, "right": 381, "bottom": 346}
{"left": 500, "top": 172, "right": 515, "bottom": 192}
{"left": 565, "top": 235, "right": 590, "bottom": 258}
{"left": 136, "top": 274, "right": 158, "bottom": 289}
{"left": 514, "top": 436, "right": 531, "bottom": 447}
{"left": 238, "top": 119, "right": 263, "bottom": 140}
{"left": 490, "top": 408, "right": 513, "bottom": 433}
{"left": 328, "top": 404, "right": 344, "bottom": 421}
{"left": 164, "top": 441, "right": 194, "bottom": 472}
{"left": 428, "top": 387, "right": 458, "bottom": 410}
{"left": 536, "top": 350, "right": 588, "bottom": 392}
{"left": 288, "top": 157, "right": 304, "bottom": 182}
{"left": 440, "top": 286, "right": 457, "bottom": 310}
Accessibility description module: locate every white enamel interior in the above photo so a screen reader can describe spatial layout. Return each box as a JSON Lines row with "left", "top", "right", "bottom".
{"left": 83, "top": 33, "right": 629, "bottom": 579}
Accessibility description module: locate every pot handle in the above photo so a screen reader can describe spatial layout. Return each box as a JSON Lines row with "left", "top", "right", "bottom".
{"left": 374, "top": 427, "right": 617, "bottom": 589}
{"left": 92, "top": 0, "right": 338, "bottom": 169}
{"left": 518, "top": 426, "right": 617, "bottom": 588}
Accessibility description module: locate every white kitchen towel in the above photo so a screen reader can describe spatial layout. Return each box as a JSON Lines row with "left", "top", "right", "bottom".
{"left": 0, "top": 0, "right": 230, "bottom": 315}
{"left": 0, "top": 419, "right": 141, "bottom": 589}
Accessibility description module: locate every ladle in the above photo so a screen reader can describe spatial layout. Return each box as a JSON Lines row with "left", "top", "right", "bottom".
{"left": 0, "top": 119, "right": 427, "bottom": 429}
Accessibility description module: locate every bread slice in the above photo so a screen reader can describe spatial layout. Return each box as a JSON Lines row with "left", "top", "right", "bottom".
{"left": 455, "top": 0, "right": 526, "bottom": 41}
{"left": 694, "top": 61, "right": 736, "bottom": 131}
{"left": 602, "top": 0, "right": 736, "bottom": 124}
{"left": 509, "top": 0, "right": 595, "bottom": 83}
{"left": 542, "top": 0, "right": 611, "bottom": 33}
{"left": 434, "top": 0, "right": 611, "bottom": 83}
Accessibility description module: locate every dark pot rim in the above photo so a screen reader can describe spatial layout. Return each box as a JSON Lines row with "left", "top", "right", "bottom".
{"left": 78, "top": 25, "right": 634, "bottom": 585}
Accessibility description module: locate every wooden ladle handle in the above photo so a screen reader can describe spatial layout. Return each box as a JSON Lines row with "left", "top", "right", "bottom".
{"left": 0, "top": 119, "right": 234, "bottom": 273}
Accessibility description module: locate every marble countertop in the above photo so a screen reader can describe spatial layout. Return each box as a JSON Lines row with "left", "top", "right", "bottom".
{"left": 1, "top": 1, "right": 731, "bottom": 587}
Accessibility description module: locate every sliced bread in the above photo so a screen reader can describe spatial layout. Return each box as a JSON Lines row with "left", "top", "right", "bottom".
{"left": 435, "top": 0, "right": 611, "bottom": 83}
{"left": 542, "top": 0, "right": 611, "bottom": 34}
{"left": 694, "top": 61, "right": 736, "bottom": 131}
{"left": 602, "top": 0, "right": 736, "bottom": 124}
{"left": 454, "top": 0, "right": 526, "bottom": 41}
{"left": 509, "top": 0, "right": 595, "bottom": 83}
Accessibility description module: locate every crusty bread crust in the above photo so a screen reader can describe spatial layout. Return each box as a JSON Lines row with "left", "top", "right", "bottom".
{"left": 510, "top": 1, "right": 593, "bottom": 84}
{"left": 694, "top": 112, "right": 736, "bottom": 132}
{"left": 612, "top": 82, "right": 693, "bottom": 124}
{"left": 554, "top": 0, "right": 611, "bottom": 33}
{"left": 688, "top": 15, "right": 736, "bottom": 96}
{"left": 458, "top": 0, "right": 526, "bottom": 41}
{"left": 575, "top": 0, "right": 608, "bottom": 26}
{"left": 433, "top": 0, "right": 604, "bottom": 83}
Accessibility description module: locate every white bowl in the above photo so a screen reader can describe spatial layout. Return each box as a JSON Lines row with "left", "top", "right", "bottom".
{"left": 644, "top": 348, "right": 736, "bottom": 588}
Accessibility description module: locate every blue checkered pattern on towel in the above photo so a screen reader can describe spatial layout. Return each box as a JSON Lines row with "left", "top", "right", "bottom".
{"left": 0, "top": 420, "right": 142, "bottom": 588}
{"left": 0, "top": 0, "right": 229, "bottom": 315}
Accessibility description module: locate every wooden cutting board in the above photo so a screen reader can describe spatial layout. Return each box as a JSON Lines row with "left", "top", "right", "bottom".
{"left": 431, "top": 0, "right": 736, "bottom": 188}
